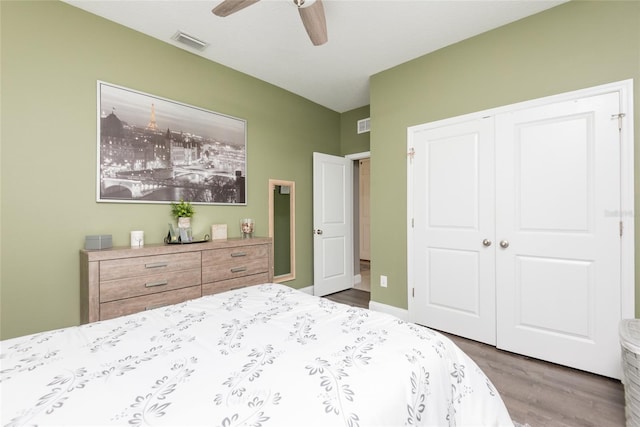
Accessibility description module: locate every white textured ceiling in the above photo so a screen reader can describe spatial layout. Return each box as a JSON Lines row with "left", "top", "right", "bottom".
{"left": 64, "top": 0, "right": 565, "bottom": 113}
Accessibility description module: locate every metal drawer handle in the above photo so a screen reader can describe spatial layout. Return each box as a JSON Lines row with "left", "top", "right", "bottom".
{"left": 231, "top": 252, "right": 247, "bottom": 257}
{"left": 145, "top": 262, "right": 168, "bottom": 269}
{"left": 145, "top": 280, "right": 168, "bottom": 288}
{"left": 231, "top": 267, "right": 247, "bottom": 273}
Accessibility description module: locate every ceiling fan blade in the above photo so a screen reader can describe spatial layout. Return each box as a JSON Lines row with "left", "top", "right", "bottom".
{"left": 212, "top": 0, "right": 260, "bottom": 17}
{"left": 298, "top": 0, "right": 328, "bottom": 46}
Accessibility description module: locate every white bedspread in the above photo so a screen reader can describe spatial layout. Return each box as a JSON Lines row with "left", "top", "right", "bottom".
{"left": 1, "top": 284, "right": 513, "bottom": 426}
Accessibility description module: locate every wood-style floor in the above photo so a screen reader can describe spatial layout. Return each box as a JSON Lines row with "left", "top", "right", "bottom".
{"left": 324, "top": 288, "right": 626, "bottom": 427}
{"left": 324, "top": 288, "right": 370, "bottom": 309}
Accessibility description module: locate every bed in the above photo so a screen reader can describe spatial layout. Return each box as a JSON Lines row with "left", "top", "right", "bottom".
{"left": 1, "top": 283, "right": 513, "bottom": 426}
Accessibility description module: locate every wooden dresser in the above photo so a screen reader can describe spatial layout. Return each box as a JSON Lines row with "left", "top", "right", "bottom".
{"left": 80, "top": 237, "right": 272, "bottom": 323}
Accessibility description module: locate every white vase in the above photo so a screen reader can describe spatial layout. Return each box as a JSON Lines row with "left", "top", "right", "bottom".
{"left": 178, "top": 217, "right": 191, "bottom": 229}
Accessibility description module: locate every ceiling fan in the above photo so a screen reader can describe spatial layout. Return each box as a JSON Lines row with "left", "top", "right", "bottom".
{"left": 212, "top": 0, "right": 328, "bottom": 46}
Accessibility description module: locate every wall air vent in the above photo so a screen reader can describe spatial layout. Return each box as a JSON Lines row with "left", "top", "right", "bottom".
{"left": 172, "top": 31, "right": 209, "bottom": 51}
{"left": 357, "top": 117, "right": 371, "bottom": 134}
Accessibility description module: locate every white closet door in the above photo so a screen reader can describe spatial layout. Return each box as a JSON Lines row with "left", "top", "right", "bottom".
{"left": 495, "top": 92, "right": 622, "bottom": 378}
{"left": 409, "top": 117, "right": 496, "bottom": 345}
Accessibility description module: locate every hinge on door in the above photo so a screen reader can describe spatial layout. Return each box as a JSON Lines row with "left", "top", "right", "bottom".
{"left": 611, "top": 113, "right": 626, "bottom": 130}
{"left": 411, "top": 218, "right": 414, "bottom": 228}
{"left": 412, "top": 288, "right": 415, "bottom": 298}
{"left": 620, "top": 221, "right": 624, "bottom": 237}
{"left": 408, "top": 147, "right": 415, "bottom": 163}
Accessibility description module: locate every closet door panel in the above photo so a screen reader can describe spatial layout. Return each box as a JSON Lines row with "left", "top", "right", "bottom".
{"left": 516, "top": 256, "right": 593, "bottom": 337}
{"left": 410, "top": 117, "right": 496, "bottom": 345}
{"left": 495, "top": 91, "right": 621, "bottom": 378}
{"left": 517, "top": 118, "right": 590, "bottom": 232}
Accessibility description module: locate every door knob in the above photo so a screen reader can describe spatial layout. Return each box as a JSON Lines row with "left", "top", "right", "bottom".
{"left": 314, "top": 229, "right": 323, "bottom": 235}
{"left": 499, "top": 240, "right": 509, "bottom": 249}
{"left": 482, "top": 239, "right": 492, "bottom": 247}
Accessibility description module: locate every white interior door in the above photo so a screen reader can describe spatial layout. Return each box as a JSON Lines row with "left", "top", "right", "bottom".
{"left": 313, "top": 152, "right": 353, "bottom": 296}
{"left": 495, "top": 92, "right": 622, "bottom": 378}
{"left": 409, "top": 117, "right": 497, "bottom": 345}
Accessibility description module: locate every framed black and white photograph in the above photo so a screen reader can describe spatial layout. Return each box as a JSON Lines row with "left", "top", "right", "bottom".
{"left": 97, "top": 81, "right": 247, "bottom": 205}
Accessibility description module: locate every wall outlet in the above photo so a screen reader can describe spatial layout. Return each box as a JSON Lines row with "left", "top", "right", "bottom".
{"left": 380, "top": 275, "right": 388, "bottom": 288}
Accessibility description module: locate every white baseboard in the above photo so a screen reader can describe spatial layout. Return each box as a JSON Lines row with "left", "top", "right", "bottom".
{"left": 298, "top": 286, "right": 314, "bottom": 295}
{"left": 368, "top": 300, "right": 409, "bottom": 321}
{"left": 353, "top": 274, "right": 362, "bottom": 285}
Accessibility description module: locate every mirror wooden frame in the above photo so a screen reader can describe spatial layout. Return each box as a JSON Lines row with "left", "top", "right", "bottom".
{"left": 268, "top": 179, "right": 296, "bottom": 282}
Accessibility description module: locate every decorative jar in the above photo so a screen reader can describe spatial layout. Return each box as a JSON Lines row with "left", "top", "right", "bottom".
{"left": 241, "top": 218, "right": 254, "bottom": 238}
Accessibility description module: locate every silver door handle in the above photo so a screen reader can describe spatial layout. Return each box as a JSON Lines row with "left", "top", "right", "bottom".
{"left": 499, "top": 240, "right": 510, "bottom": 249}
{"left": 482, "top": 239, "right": 492, "bottom": 247}
{"left": 314, "top": 229, "right": 323, "bottom": 235}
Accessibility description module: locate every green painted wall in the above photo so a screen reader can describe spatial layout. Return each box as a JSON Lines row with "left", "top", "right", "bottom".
{"left": 369, "top": 1, "right": 640, "bottom": 311}
{"left": 341, "top": 105, "right": 370, "bottom": 155}
{"left": 0, "top": 1, "right": 340, "bottom": 339}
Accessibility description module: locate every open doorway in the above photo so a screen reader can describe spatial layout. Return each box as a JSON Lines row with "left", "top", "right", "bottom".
{"left": 348, "top": 152, "right": 371, "bottom": 294}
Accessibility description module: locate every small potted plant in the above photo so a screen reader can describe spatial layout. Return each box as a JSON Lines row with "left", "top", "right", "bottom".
{"left": 171, "top": 199, "right": 195, "bottom": 229}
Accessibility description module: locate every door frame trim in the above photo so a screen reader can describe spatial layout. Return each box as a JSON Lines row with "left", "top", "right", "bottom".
{"left": 407, "top": 79, "right": 635, "bottom": 322}
{"left": 345, "top": 151, "right": 371, "bottom": 161}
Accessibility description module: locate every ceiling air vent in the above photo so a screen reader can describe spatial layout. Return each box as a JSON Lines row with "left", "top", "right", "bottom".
{"left": 357, "top": 117, "right": 371, "bottom": 134}
{"left": 172, "top": 31, "right": 209, "bottom": 51}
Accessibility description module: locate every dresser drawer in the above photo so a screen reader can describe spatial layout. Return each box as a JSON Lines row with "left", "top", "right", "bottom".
{"left": 99, "top": 285, "right": 201, "bottom": 321}
{"left": 202, "top": 273, "right": 270, "bottom": 296}
{"left": 100, "top": 252, "right": 201, "bottom": 281}
{"left": 100, "top": 268, "right": 201, "bottom": 303}
{"left": 202, "top": 245, "right": 269, "bottom": 283}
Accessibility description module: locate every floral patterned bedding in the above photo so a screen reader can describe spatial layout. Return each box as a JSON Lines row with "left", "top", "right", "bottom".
{"left": 1, "top": 283, "right": 513, "bottom": 426}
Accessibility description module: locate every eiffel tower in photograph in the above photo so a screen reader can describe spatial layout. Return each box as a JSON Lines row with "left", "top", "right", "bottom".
{"left": 146, "top": 103, "right": 158, "bottom": 131}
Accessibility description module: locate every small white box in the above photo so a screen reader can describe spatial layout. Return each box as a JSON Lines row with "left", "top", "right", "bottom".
{"left": 130, "top": 230, "right": 144, "bottom": 248}
{"left": 211, "top": 224, "right": 228, "bottom": 240}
